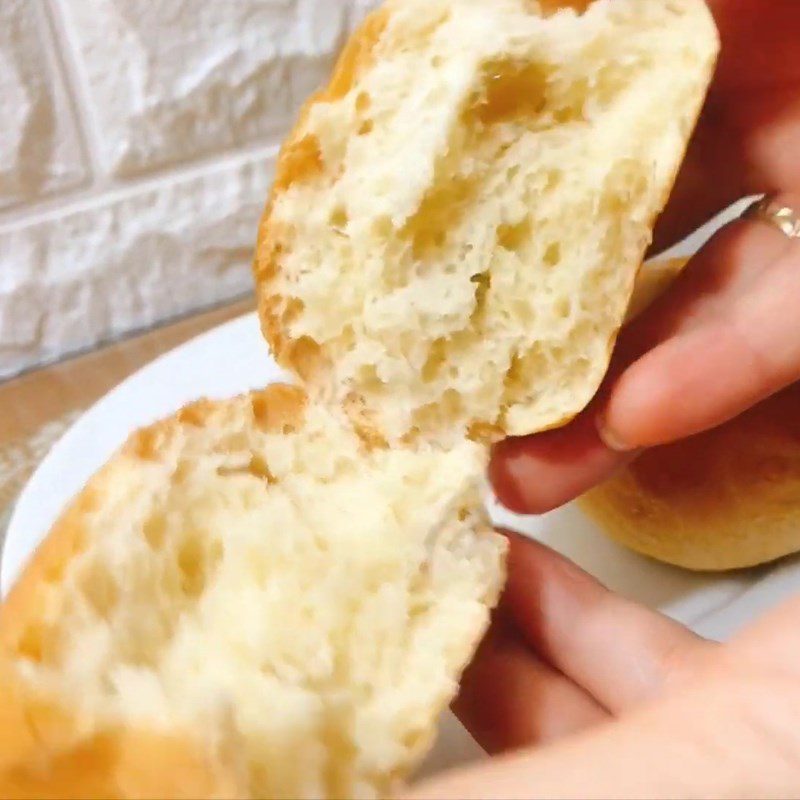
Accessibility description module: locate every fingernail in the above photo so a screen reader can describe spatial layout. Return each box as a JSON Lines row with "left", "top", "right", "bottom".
{"left": 488, "top": 446, "right": 533, "bottom": 515}
{"left": 596, "top": 416, "right": 633, "bottom": 452}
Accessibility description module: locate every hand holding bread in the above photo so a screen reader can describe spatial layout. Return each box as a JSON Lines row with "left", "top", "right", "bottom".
{"left": 497, "top": 212, "right": 800, "bottom": 571}
{"left": 255, "top": 0, "right": 717, "bottom": 445}
{"left": 0, "top": 1, "right": 724, "bottom": 797}
{"left": 492, "top": 0, "right": 800, "bottom": 529}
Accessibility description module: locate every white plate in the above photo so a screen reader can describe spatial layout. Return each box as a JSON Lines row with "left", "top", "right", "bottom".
{"left": 4, "top": 200, "right": 799, "bottom": 777}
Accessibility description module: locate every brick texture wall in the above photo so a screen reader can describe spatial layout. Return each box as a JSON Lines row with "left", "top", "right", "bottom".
{"left": 0, "top": 0, "right": 377, "bottom": 379}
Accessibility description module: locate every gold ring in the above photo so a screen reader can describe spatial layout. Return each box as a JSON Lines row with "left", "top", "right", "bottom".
{"left": 743, "top": 195, "right": 800, "bottom": 239}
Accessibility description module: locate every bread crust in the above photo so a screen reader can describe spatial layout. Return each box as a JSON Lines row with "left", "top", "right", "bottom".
{"left": 582, "top": 381, "right": 800, "bottom": 571}
{"left": 0, "top": 707, "right": 245, "bottom": 800}
{"left": 254, "top": 8, "right": 390, "bottom": 383}
{"left": 0, "top": 387, "right": 311, "bottom": 799}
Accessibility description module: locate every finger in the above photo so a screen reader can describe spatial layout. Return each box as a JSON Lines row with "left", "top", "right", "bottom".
{"left": 622, "top": 211, "right": 795, "bottom": 356}
{"left": 408, "top": 596, "right": 800, "bottom": 800}
{"left": 718, "top": 85, "right": 800, "bottom": 193}
{"left": 489, "top": 410, "right": 637, "bottom": 515}
{"left": 602, "top": 195, "right": 800, "bottom": 450}
{"left": 454, "top": 609, "right": 607, "bottom": 755}
{"left": 502, "top": 535, "right": 712, "bottom": 713}
{"left": 489, "top": 194, "right": 796, "bottom": 514}
{"left": 652, "top": 0, "right": 800, "bottom": 251}
{"left": 702, "top": 0, "right": 800, "bottom": 193}
{"left": 407, "top": 674, "right": 800, "bottom": 800}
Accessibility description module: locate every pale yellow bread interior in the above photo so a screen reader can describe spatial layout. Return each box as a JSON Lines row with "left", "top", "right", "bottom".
{"left": 0, "top": 386, "right": 506, "bottom": 799}
{"left": 0, "top": 0, "right": 724, "bottom": 795}
{"left": 255, "top": 0, "right": 719, "bottom": 445}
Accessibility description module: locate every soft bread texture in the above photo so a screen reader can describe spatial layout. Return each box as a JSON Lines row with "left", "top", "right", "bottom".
{"left": 0, "top": 1, "right": 721, "bottom": 793}
{"left": 584, "top": 258, "right": 800, "bottom": 571}
{"left": 0, "top": 386, "right": 506, "bottom": 799}
{"left": 581, "top": 381, "right": 800, "bottom": 571}
{"left": 255, "top": 0, "right": 719, "bottom": 444}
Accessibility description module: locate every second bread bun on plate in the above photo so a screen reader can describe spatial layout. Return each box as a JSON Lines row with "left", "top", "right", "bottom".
{"left": 584, "top": 258, "right": 800, "bottom": 572}
{"left": 582, "top": 381, "right": 800, "bottom": 571}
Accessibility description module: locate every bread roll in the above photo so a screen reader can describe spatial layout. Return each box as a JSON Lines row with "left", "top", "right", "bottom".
{"left": 255, "top": 0, "right": 719, "bottom": 445}
{"left": 584, "top": 258, "right": 800, "bottom": 572}
{"left": 581, "top": 382, "right": 800, "bottom": 571}
{"left": 0, "top": 0, "right": 721, "bottom": 793}
{"left": 0, "top": 386, "right": 506, "bottom": 799}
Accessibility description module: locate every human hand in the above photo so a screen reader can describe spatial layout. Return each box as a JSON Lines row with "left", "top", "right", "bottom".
{"left": 406, "top": 534, "right": 800, "bottom": 799}
{"left": 490, "top": 0, "right": 800, "bottom": 515}
{"left": 409, "top": 6, "right": 800, "bottom": 796}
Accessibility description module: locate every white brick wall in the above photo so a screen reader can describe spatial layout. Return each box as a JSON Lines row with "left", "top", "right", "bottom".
{"left": 0, "top": 0, "right": 375, "bottom": 378}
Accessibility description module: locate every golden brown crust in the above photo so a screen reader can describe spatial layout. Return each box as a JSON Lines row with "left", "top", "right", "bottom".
{"left": 323, "top": 8, "right": 390, "bottom": 104}
{"left": 0, "top": 718, "right": 245, "bottom": 800}
{"left": 0, "top": 653, "right": 244, "bottom": 799}
{"left": 250, "top": 383, "right": 307, "bottom": 433}
{"left": 0, "top": 386, "right": 308, "bottom": 798}
{"left": 538, "top": 0, "right": 596, "bottom": 15}
{"left": 0, "top": 492, "right": 91, "bottom": 657}
{"left": 581, "top": 381, "right": 800, "bottom": 571}
{"left": 2, "top": 385, "right": 307, "bottom": 650}
{"left": 253, "top": 7, "right": 390, "bottom": 381}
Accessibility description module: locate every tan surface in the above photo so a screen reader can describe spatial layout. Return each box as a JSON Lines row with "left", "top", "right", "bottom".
{"left": 0, "top": 299, "right": 254, "bottom": 449}
{"left": 581, "top": 381, "right": 800, "bottom": 572}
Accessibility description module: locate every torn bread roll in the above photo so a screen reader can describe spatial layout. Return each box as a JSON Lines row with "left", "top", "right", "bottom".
{"left": 255, "top": 0, "right": 719, "bottom": 444}
{"left": 0, "top": 387, "right": 505, "bottom": 799}
{"left": 0, "top": 0, "right": 722, "bottom": 795}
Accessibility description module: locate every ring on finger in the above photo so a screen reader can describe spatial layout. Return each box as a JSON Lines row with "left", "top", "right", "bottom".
{"left": 743, "top": 195, "right": 800, "bottom": 240}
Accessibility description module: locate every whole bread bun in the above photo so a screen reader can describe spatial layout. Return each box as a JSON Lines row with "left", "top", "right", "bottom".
{"left": 582, "top": 383, "right": 800, "bottom": 571}
{"left": 0, "top": 386, "right": 505, "bottom": 799}
{"left": 583, "top": 259, "right": 800, "bottom": 572}
{"left": 255, "top": 0, "right": 719, "bottom": 445}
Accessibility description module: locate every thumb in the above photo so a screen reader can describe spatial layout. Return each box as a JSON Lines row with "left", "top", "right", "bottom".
{"left": 407, "top": 596, "right": 800, "bottom": 800}
{"left": 405, "top": 647, "right": 800, "bottom": 799}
